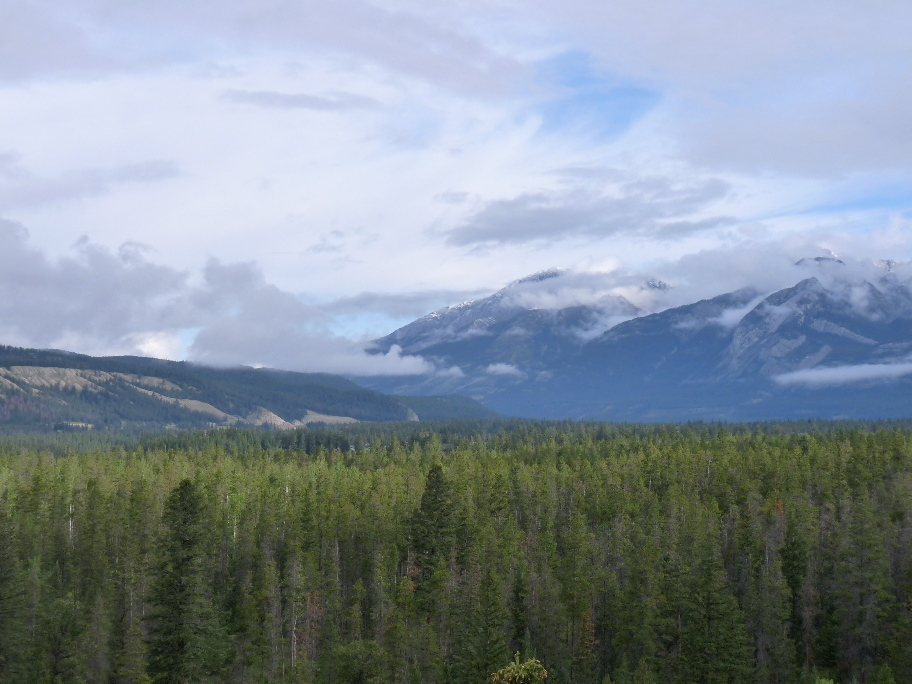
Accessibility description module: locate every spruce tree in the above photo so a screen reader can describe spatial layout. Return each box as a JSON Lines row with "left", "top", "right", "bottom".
{"left": 510, "top": 562, "right": 530, "bottom": 657}
{"left": 109, "top": 620, "right": 151, "bottom": 684}
{"left": 0, "top": 508, "right": 25, "bottom": 683}
{"left": 833, "top": 493, "right": 892, "bottom": 683}
{"left": 146, "top": 479, "right": 227, "bottom": 684}
{"left": 780, "top": 512, "right": 809, "bottom": 667}
{"left": 677, "top": 520, "right": 752, "bottom": 684}
{"left": 477, "top": 567, "right": 511, "bottom": 679}
{"left": 32, "top": 594, "right": 87, "bottom": 684}
{"left": 753, "top": 547, "right": 796, "bottom": 684}
{"left": 451, "top": 564, "right": 509, "bottom": 683}
{"left": 409, "top": 464, "right": 455, "bottom": 611}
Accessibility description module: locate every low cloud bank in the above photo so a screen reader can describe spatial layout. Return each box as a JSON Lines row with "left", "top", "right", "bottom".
{"left": 487, "top": 248, "right": 912, "bottom": 327}
{"left": 3, "top": 219, "right": 912, "bottom": 378}
{"left": 774, "top": 363, "right": 912, "bottom": 387}
{"left": 0, "top": 221, "right": 439, "bottom": 376}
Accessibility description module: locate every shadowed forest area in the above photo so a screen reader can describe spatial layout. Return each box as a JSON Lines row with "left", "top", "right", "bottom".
{"left": 0, "top": 422, "right": 910, "bottom": 683}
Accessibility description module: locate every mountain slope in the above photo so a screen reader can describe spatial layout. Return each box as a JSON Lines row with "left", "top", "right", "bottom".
{"left": 357, "top": 265, "right": 912, "bottom": 421}
{"left": 0, "top": 346, "right": 498, "bottom": 432}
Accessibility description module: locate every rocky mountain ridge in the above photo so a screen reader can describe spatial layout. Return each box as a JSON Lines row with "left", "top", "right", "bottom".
{"left": 359, "top": 260, "right": 912, "bottom": 420}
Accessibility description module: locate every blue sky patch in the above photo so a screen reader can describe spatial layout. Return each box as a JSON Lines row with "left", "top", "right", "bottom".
{"left": 535, "top": 51, "right": 660, "bottom": 140}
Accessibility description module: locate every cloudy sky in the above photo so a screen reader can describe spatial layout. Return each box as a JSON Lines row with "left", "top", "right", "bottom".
{"left": 2, "top": 0, "right": 912, "bottom": 373}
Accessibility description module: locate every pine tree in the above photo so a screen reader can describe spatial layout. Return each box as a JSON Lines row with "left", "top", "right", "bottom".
{"left": 630, "top": 659, "right": 657, "bottom": 684}
{"left": 409, "top": 464, "right": 455, "bottom": 611}
{"left": 321, "top": 639, "right": 385, "bottom": 683}
{"left": 753, "top": 507, "right": 796, "bottom": 684}
{"left": 0, "top": 508, "right": 25, "bottom": 682}
{"left": 31, "top": 594, "right": 87, "bottom": 684}
{"left": 573, "top": 609, "right": 598, "bottom": 684}
{"left": 478, "top": 567, "right": 511, "bottom": 679}
{"left": 753, "top": 546, "right": 796, "bottom": 684}
{"left": 677, "top": 519, "right": 753, "bottom": 684}
{"left": 109, "top": 620, "right": 151, "bottom": 684}
{"left": 832, "top": 493, "right": 892, "bottom": 683}
{"left": 382, "top": 576, "right": 412, "bottom": 684}
{"left": 780, "top": 511, "right": 810, "bottom": 668}
{"left": 146, "top": 479, "right": 227, "bottom": 684}
{"left": 510, "top": 562, "right": 530, "bottom": 657}
{"left": 451, "top": 564, "right": 509, "bottom": 684}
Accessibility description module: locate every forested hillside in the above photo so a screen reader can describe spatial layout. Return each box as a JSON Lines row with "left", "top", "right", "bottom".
{"left": 0, "top": 423, "right": 910, "bottom": 683}
{"left": 0, "top": 345, "right": 497, "bottom": 432}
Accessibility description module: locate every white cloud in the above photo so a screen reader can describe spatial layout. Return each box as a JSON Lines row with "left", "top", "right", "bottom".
{"left": 222, "top": 90, "right": 378, "bottom": 110}
{"left": 1, "top": 0, "right": 912, "bottom": 352}
{"left": 486, "top": 363, "right": 524, "bottom": 376}
{"left": 774, "top": 363, "right": 912, "bottom": 387}
{"left": 0, "top": 154, "right": 179, "bottom": 211}
{"left": 707, "top": 297, "right": 766, "bottom": 329}
{"left": 0, "top": 223, "right": 437, "bottom": 375}
{"left": 446, "top": 176, "right": 733, "bottom": 246}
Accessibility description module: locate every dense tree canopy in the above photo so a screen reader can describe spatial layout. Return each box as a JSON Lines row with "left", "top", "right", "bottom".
{"left": 0, "top": 422, "right": 910, "bottom": 683}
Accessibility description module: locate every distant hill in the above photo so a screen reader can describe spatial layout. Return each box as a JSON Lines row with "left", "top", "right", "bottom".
{"left": 0, "top": 346, "right": 498, "bottom": 433}
{"left": 357, "top": 260, "right": 912, "bottom": 421}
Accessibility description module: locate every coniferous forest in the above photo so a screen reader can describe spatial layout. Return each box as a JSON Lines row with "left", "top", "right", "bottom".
{"left": 0, "top": 422, "right": 911, "bottom": 683}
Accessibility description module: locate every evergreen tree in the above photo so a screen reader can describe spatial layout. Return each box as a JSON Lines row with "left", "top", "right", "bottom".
{"left": 753, "top": 547, "right": 796, "bottom": 684}
{"left": 109, "top": 620, "right": 151, "bottom": 684}
{"left": 477, "top": 567, "right": 511, "bottom": 679}
{"left": 510, "top": 561, "right": 530, "bottom": 657}
{"left": 0, "top": 508, "right": 25, "bottom": 682}
{"left": 630, "top": 659, "right": 657, "bottom": 684}
{"left": 573, "top": 609, "right": 598, "bottom": 684}
{"left": 832, "top": 493, "right": 892, "bottom": 683}
{"left": 677, "top": 520, "right": 753, "bottom": 684}
{"left": 780, "top": 509, "right": 811, "bottom": 669}
{"left": 451, "top": 564, "right": 509, "bottom": 683}
{"left": 409, "top": 464, "right": 455, "bottom": 610}
{"left": 31, "top": 594, "right": 87, "bottom": 684}
{"left": 3, "top": 421, "right": 912, "bottom": 683}
{"left": 321, "top": 639, "right": 385, "bottom": 683}
{"left": 146, "top": 479, "right": 227, "bottom": 684}
{"left": 753, "top": 510, "right": 796, "bottom": 684}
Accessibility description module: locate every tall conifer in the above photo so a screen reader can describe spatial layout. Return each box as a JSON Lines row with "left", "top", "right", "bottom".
{"left": 146, "top": 479, "right": 227, "bottom": 684}
{"left": 678, "top": 519, "right": 753, "bottom": 684}
{"left": 0, "top": 508, "right": 25, "bottom": 682}
{"left": 410, "top": 464, "right": 455, "bottom": 611}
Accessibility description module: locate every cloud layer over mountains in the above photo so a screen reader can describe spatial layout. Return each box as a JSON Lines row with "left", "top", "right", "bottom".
{"left": 4, "top": 215, "right": 910, "bottom": 381}
{"left": 2, "top": 1, "right": 912, "bottom": 375}
{"left": 0, "top": 220, "right": 431, "bottom": 375}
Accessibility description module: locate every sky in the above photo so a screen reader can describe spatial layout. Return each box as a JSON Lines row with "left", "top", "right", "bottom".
{"left": 2, "top": 0, "right": 912, "bottom": 374}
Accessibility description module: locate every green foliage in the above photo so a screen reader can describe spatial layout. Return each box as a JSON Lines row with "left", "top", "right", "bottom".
{"left": 0, "top": 345, "right": 497, "bottom": 432}
{"left": 0, "top": 422, "right": 910, "bottom": 683}
{"left": 318, "top": 640, "right": 385, "bottom": 683}
{"left": 0, "top": 509, "right": 25, "bottom": 682}
{"left": 146, "top": 479, "right": 227, "bottom": 683}
{"left": 31, "top": 594, "right": 87, "bottom": 684}
{"left": 676, "top": 517, "right": 753, "bottom": 684}
{"left": 491, "top": 652, "right": 548, "bottom": 683}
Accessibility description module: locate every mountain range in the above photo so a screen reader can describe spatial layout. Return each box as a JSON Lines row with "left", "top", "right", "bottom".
{"left": 0, "top": 347, "right": 497, "bottom": 433}
{"left": 358, "top": 258, "right": 912, "bottom": 420}
{"left": 4, "top": 258, "right": 912, "bottom": 429}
